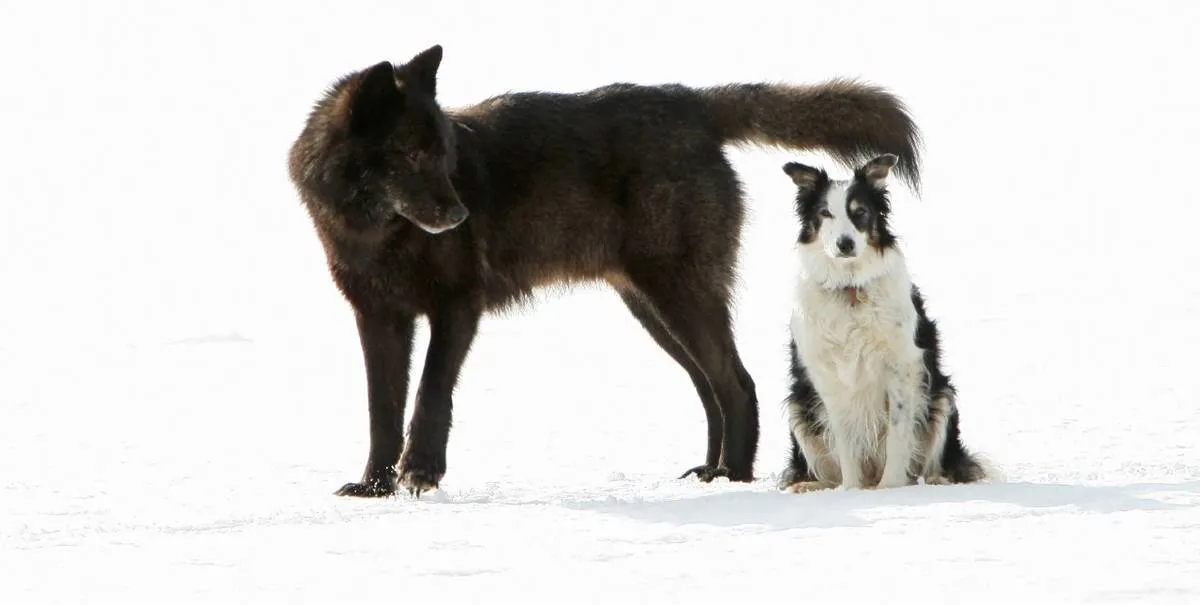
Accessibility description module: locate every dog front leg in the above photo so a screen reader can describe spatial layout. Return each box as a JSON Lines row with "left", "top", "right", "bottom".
{"left": 398, "top": 301, "right": 480, "bottom": 497}
{"left": 878, "top": 364, "right": 924, "bottom": 489}
{"left": 822, "top": 396, "right": 867, "bottom": 489}
{"left": 833, "top": 437, "right": 866, "bottom": 489}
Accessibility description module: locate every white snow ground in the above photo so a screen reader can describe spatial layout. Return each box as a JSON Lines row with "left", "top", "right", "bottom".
{"left": 3, "top": 0, "right": 1200, "bottom": 602}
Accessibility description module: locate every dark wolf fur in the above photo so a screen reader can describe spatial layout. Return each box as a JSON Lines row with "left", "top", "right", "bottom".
{"left": 286, "top": 44, "right": 924, "bottom": 497}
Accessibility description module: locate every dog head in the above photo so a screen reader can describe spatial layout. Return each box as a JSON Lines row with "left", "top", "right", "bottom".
{"left": 289, "top": 44, "right": 469, "bottom": 235}
{"left": 783, "top": 154, "right": 900, "bottom": 285}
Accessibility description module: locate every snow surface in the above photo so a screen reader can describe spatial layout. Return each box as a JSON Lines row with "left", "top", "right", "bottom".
{"left": 3, "top": 0, "right": 1200, "bottom": 602}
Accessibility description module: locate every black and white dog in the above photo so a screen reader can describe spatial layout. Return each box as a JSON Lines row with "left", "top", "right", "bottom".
{"left": 779, "top": 153, "right": 992, "bottom": 492}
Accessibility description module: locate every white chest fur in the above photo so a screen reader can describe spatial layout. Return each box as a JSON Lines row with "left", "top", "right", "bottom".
{"left": 789, "top": 252, "right": 928, "bottom": 486}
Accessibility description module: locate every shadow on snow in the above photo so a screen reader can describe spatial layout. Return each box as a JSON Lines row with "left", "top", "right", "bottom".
{"left": 559, "top": 480, "right": 1200, "bottom": 530}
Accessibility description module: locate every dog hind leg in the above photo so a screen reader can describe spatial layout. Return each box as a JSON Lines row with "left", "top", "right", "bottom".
{"left": 782, "top": 417, "right": 841, "bottom": 493}
{"left": 915, "top": 390, "right": 953, "bottom": 482}
{"left": 780, "top": 430, "right": 811, "bottom": 488}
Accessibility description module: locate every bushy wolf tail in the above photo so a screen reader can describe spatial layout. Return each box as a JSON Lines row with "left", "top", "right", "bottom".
{"left": 700, "top": 79, "right": 923, "bottom": 193}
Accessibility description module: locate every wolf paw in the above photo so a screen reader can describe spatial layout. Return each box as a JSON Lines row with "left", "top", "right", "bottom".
{"left": 398, "top": 450, "right": 445, "bottom": 498}
{"left": 334, "top": 469, "right": 399, "bottom": 498}
{"left": 678, "top": 464, "right": 730, "bottom": 483}
{"left": 399, "top": 468, "right": 441, "bottom": 498}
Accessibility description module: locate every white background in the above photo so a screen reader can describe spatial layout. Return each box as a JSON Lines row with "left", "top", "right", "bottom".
{"left": 3, "top": 1, "right": 1199, "bottom": 602}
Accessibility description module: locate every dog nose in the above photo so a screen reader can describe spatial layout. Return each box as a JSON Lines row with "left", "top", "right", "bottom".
{"left": 836, "top": 236, "right": 855, "bottom": 255}
{"left": 446, "top": 204, "right": 469, "bottom": 225}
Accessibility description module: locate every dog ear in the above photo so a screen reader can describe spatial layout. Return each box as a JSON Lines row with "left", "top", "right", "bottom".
{"left": 397, "top": 44, "right": 443, "bottom": 96}
{"left": 783, "top": 162, "right": 824, "bottom": 189}
{"left": 859, "top": 154, "right": 898, "bottom": 188}
{"left": 348, "top": 61, "right": 404, "bottom": 135}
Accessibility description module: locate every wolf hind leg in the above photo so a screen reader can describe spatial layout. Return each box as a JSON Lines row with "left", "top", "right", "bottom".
{"left": 617, "top": 290, "right": 727, "bottom": 481}
{"left": 620, "top": 271, "right": 759, "bottom": 482}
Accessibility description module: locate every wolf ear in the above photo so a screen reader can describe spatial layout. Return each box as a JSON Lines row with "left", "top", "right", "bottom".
{"left": 396, "top": 44, "right": 443, "bottom": 96}
{"left": 859, "top": 154, "right": 898, "bottom": 188}
{"left": 783, "top": 162, "right": 824, "bottom": 189}
{"left": 349, "top": 60, "right": 404, "bottom": 135}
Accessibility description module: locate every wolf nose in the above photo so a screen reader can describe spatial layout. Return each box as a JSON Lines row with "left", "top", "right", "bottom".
{"left": 836, "top": 236, "right": 855, "bottom": 255}
{"left": 446, "top": 204, "right": 469, "bottom": 225}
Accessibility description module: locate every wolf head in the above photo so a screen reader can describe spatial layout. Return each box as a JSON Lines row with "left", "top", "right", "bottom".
{"left": 782, "top": 154, "right": 900, "bottom": 286}
{"left": 288, "top": 44, "right": 468, "bottom": 235}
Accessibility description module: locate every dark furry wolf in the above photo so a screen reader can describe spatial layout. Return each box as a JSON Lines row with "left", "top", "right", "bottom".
{"left": 286, "top": 44, "right": 924, "bottom": 497}
{"left": 777, "top": 154, "right": 991, "bottom": 493}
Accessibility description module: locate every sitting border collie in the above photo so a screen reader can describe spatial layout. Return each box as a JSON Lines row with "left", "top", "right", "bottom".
{"left": 779, "top": 153, "right": 991, "bottom": 492}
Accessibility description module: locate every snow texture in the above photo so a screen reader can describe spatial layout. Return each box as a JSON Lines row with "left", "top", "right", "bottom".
{"left": 3, "top": 1, "right": 1199, "bottom": 603}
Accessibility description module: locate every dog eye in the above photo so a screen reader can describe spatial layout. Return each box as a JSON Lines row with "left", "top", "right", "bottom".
{"left": 851, "top": 208, "right": 866, "bottom": 217}
{"left": 406, "top": 151, "right": 422, "bottom": 166}
{"left": 820, "top": 209, "right": 833, "bottom": 218}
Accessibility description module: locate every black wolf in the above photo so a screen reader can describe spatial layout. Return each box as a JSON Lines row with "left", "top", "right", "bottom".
{"left": 286, "top": 44, "right": 923, "bottom": 497}
{"left": 776, "top": 154, "right": 991, "bottom": 493}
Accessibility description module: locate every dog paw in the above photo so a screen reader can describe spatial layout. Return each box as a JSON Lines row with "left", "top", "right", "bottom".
{"left": 875, "top": 475, "right": 914, "bottom": 490}
{"left": 398, "top": 450, "right": 445, "bottom": 498}
{"left": 784, "top": 480, "right": 831, "bottom": 494}
{"left": 334, "top": 470, "right": 399, "bottom": 498}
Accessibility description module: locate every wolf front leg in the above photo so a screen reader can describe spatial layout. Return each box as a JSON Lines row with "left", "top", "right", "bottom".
{"left": 398, "top": 301, "right": 481, "bottom": 497}
{"left": 877, "top": 362, "right": 926, "bottom": 489}
{"left": 335, "top": 311, "right": 416, "bottom": 498}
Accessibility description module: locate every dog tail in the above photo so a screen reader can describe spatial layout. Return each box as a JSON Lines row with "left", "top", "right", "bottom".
{"left": 949, "top": 447, "right": 1001, "bottom": 484}
{"left": 944, "top": 426, "right": 1003, "bottom": 484}
{"left": 699, "top": 79, "right": 923, "bottom": 193}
